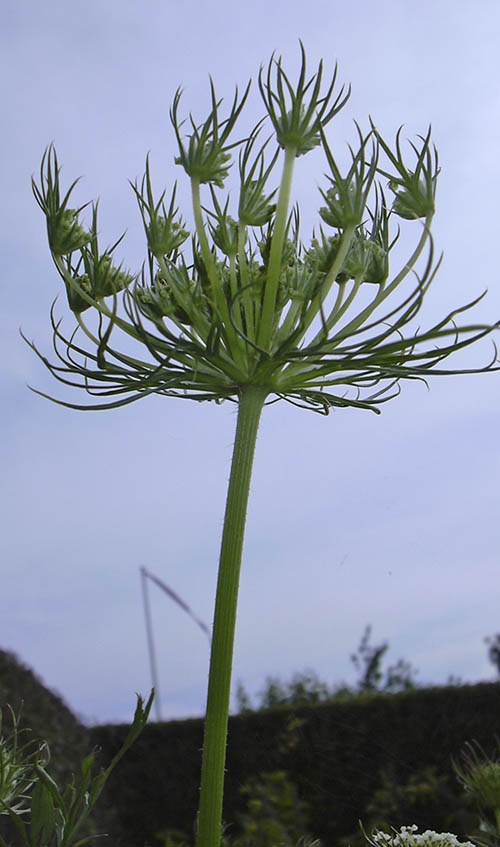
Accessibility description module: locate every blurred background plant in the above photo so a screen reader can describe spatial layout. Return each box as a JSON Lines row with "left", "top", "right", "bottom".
{"left": 485, "top": 637, "right": 500, "bottom": 679}
{"left": 235, "top": 625, "right": 420, "bottom": 712}
{"left": 453, "top": 741, "right": 500, "bottom": 847}
{"left": 155, "top": 770, "right": 314, "bottom": 847}
{"left": 341, "top": 765, "right": 473, "bottom": 847}
{"left": 231, "top": 770, "right": 311, "bottom": 847}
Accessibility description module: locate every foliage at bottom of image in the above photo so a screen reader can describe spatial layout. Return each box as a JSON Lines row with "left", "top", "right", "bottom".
{"left": 3, "top": 695, "right": 500, "bottom": 847}
{"left": 0, "top": 648, "right": 122, "bottom": 843}
{"left": 157, "top": 771, "right": 315, "bottom": 847}
{"left": 154, "top": 748, "right": 500, "bottom": 847}
{"left": 0, "top": 694, "right": 153, "bottom": 847}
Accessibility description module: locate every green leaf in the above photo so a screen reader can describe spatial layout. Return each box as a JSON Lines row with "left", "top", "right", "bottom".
{"left": 30, "top": 779, "right": 55, "bottom": 847}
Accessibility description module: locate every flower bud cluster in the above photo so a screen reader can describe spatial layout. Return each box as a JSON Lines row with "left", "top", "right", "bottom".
{"left": 339, "top": 231, "right": 388, "bottom": 284}
{"left": 374, "top": 124, "right": 437, "bottom": 221}
{"left": 171, "top": 81, "right": 250, "bottom": 188}
{"left": 319, "top": 127, "right": 378, "bottom": 230}
{"left": 305, "top": 233, "right": 342, "bottom": 275}
{"left": 175, "top": 144, "right": 232, "bottom": 189}
{"left": 257, "top": 233, "right": 296, "bottom": 270}
{"left": 65, "top": 274, "right": 92, "bottom": 314}
{"left": 47, "top": 208, "right": 92, "bottom": 256}
{"left": 273, "top": 106, "right": 323, "bottom": 156}
{"left": 85, "top": 253, "right": 134, "bottom": 299}
{"left": 209, "top": 214, "right": 239, "bottom": 258}
{"left": 238, "top": 132, "right": 278, "bottom": 226}
{"left": 146, "top": 216, "right": 189, "bottom": 260}
{"left": 58, "top": 201, "right": 135, "bottom": 313}
{"left": 389, "top": 176, "right": 434, "bottom": 220}
{"left": 205, "top": 191, "right": 239, "bottom": 258}
{"left": 259, "top": 42, "right": 350, "bottom": 157}
{"left": 132, "top": 158, "right": 189, "bottom": 261}
{"left": 135, "top": 272, "right": 198, "bottom": 324}
{"left": 279, "top": 263, "right": 317, "bottom": 306}
{"left": 32, "top": 146, "right": 93, "bottom": 256}
{"left": 319, "top": 183, "right": 361, "bottom": 229}
{"left": 239, "top": 179, "right": 276, "bottom": 227}
{"left": 305, "top": 231, "right": 387, "bottom": 285}
{"left": 65, "top": 252, "right": 134, "bottom": 314}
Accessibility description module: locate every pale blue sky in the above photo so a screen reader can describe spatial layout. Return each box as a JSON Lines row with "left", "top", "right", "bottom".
{"left": 1, "top": 0, "right": 500, "bottom": 724}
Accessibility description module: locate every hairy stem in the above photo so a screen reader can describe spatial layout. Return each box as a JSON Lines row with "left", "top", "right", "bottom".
{"left": 196, "top": 384, "right": 268, "bottom": 847}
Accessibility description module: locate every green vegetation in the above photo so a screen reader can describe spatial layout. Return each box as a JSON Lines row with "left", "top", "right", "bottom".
{"left": 0, "top": 650, "right": 88, "bottom": 788}
{"left": 235, "top": 625, "right": 420, "bottom": 712}
{"left": 0, "top": 692, "right": 152, "bottom": 847}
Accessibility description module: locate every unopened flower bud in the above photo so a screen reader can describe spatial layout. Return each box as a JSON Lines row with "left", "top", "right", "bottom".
{"left": 48, "top": 209, "right": 92, "bottom": 255}
{"left": 340, "top": 234, "right": 388, "bottom": 284}
{"left": 65, "top": 274, "right": 92, "bottom": 314}
{"left": 147, "top": 217, "right": 188, "bottom": 259}
{"left": 209, "top": 215, "right": 239, "bottom": 257}
{"left": 306, "top": 235, "right": 342, "bottom": 275}
{"left": 389, "top": 177, "right": 434, "bottom": 220}
{"left": 239, "top": 181, "right": 276, "bottom": 227}
{"left": 319, "top": 184, "right": 360, "bottom": 229}
{"left": 175, "top": 144, "right": 232, "bottom": 188}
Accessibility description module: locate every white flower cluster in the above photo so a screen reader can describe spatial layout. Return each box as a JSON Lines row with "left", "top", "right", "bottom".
{"left": 371, "top": 825, "right": 476, "bottom": 847}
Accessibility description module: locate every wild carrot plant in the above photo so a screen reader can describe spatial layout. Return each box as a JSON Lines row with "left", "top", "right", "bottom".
{"left": 26, "top": 44, "right": 499, "bottom": 847}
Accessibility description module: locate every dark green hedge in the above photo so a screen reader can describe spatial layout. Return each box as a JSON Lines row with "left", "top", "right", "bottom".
{"left": 90, "top": 682, "right": 500, "bottom": 847}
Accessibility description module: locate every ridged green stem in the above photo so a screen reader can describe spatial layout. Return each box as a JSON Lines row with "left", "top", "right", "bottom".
{"left": 190, "top": 177, "right": 243, "bottom": 366}
{"left": 237, "top": 223, "right": 254, "bottom": 340}
{"left": 196, "top": 384, "right": 268, "bottom": 847}
{"left": 257, "top": 145, "right": 296, "bottom": 351}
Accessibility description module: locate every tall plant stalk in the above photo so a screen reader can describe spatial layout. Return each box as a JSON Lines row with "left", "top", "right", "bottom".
{"left": 197, "top": 385, "right": 267, "bottom": 847}
{"left": 26, "top": 44, "right": 499, "bottom": 847}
